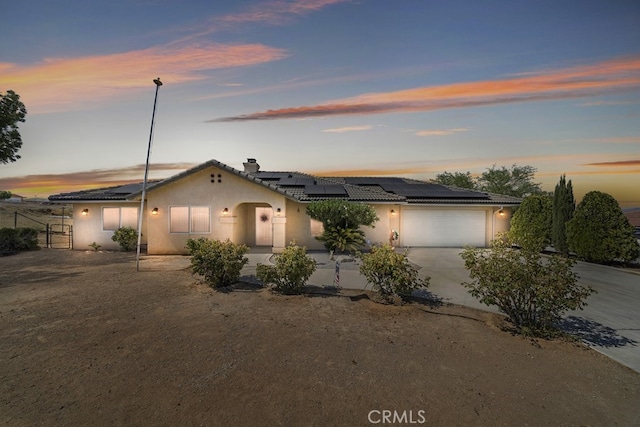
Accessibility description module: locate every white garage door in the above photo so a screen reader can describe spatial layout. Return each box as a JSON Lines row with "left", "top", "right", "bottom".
{"left": 401, "top": 209, "right": 486, "bottom": 247}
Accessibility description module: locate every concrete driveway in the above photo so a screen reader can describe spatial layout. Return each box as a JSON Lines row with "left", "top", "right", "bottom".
{"left": 287, "top": 248, "right": 640, "bottom": 373}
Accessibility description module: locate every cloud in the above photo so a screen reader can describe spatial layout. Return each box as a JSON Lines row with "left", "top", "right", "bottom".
{"left": 188, "top": 0, "right": 350, "bottom": 37}
{"left": 584, "top": 160, "right": 640, "bottom": 167}
{"left": 0, "top": 163, "right": 197, "bottom": 196}
{"left": 415, "top": 128, "right": 468, "bottom": 136}
{"left": 210, "top": 56, "right": 640, "bottom": 122}
{"left": 1, "top": 43, "right": 288, "bottom": 113}
{"left": 578, "top": 100, "right": 636, "bottom": 107}
{"left": 588, "top": 137, "right": 640, "bottom": 144}
{"left": 322, "top": 125, "right": 372, "bottom": 133}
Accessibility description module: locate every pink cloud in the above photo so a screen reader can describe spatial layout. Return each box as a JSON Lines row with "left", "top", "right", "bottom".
{"left": 2, "top": 43, "right": 288, "bottom": 113}
{"left": 415, "top": 128, "right": 468, "bottom": 136}
{"left": 211, "top": 56, "right": 640, "bottom": 122}
{"left": 322, "top": 125, "right": 372, "bottom": 133}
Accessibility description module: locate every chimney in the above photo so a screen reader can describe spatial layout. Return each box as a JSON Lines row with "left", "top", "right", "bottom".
{"left": 243, "top": 158, "right": 260, "bottom": 173}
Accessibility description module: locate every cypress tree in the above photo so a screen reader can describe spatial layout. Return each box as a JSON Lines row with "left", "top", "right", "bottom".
{"left": 552, "top": 174, "right": 575, "bottom": 255}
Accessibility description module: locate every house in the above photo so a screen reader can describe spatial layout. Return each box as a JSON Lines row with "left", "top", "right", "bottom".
{"left": 6, "top": 194, "right": 26, "bottom": 203}
{"left": 48, "top": 158, "right": 521, "bottom": 253}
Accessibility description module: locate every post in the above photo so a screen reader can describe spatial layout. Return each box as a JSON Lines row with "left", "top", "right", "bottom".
{"left": 136, "top": 78, "right": 163, "bottom": 271}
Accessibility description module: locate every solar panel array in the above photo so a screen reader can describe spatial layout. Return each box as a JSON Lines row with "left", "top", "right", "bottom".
{"left": 278, "top": 177, "right": 316, "bottom": 186}
{"left": 254, "top": 172, "right": 488, "bottom": 200}
{"left": 304, "top": 185, "right": 348, "bottom": 196}
{"left": 346, "top": 177, "right": 489, "bottom": 199}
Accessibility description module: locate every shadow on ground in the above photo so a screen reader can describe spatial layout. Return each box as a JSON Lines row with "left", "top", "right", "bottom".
{"left": 559, "top": 316, "right": 638, "bottom": 348}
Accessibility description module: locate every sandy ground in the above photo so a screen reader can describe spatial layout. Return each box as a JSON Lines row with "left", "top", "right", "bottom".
{"left": 1, "top": 249, "right": 639, "bottom": 426}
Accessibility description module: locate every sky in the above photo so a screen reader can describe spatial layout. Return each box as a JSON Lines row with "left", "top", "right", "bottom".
{"left": 1, "top": 0, "right": 639, "bottom": 207}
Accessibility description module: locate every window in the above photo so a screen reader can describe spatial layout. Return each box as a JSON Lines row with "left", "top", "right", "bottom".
{"left": 102, "top": 207, "right": 139, "bottom": 231}
{"left": 310, "top": 219, "right": 324, "bottom": 237}
{"left": 170, "top": 206, "right": 210, "bottom": 233}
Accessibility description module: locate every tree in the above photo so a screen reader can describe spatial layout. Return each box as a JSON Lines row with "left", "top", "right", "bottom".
{"left": 509, "top": 194, "right": 552, "bottom": 252}
{"left": 460, "top": 235, "right": 594, "bottom": 337}
{"left": 566, "top": 191, "right": 639, "bottom": 264}
{"left": 0, "top": 190, "right": 11, "bottom": 200}
{"left": 552, "top": 174, "right": 575, "bottom": 255}
{"left": 0, "top": 90, "right": 27, "bottom": 164}
{"left": 477, "top": 164, "right": 542, "bottom": 197}
{"left": 433, "top": 171, "right": 477, "bottom": 189}
{"left": 306, "top": 200, "right": 379, "bottom": 255}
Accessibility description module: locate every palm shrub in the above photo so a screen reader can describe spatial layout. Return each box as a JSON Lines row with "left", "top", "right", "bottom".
{"left": 316, "top": 227, "right": 365, "bottom": 256}
{"left": 257, "top": 243, "right": 317, "bottom": 294}
{"left": 111, "top": 227, "right": 138, "bottom": 251}
{"left": 186, "top": 238, "right": 249, "bottom": 288}
{"left": 359, "top": 244, "right": 429, "bottom": 303}
{"left": 460, "top": 235, "right": 595, "bottom": 337}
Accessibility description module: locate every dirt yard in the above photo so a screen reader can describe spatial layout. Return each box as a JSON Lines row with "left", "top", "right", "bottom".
{"left": 1, "top": 249, "right": 639, "bottom": 426}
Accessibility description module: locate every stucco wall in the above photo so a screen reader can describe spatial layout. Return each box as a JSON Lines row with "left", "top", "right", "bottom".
{"left": 72, "top": 202, "right": 144, "bottom": 251}
{"left": 145, "top": 165, "right": 287, "bottom": 254}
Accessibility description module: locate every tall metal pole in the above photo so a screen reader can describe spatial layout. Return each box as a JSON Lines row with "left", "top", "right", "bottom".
{"left": 136, "top": 78, "right": 163, "bottom": 271}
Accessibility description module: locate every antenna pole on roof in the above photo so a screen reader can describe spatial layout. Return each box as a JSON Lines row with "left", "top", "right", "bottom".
{"left": 136, "top": 77, "right": 163, "bottom": 271}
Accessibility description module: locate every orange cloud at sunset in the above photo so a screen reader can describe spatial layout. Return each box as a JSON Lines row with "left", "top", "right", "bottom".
{"left": 584, "top": 160, "right": 640, "bottom": 167}
{"left": 211, "top": 56, "right": 640, "bottom": 122}
{"left": 322, "top": 125, "right": 372, "bottom": 133}
{"left": 0, "top": 163, "right": 197, "bottom": 198}
{"left": 1, "top": 43, "right": 288, "bottom": 113}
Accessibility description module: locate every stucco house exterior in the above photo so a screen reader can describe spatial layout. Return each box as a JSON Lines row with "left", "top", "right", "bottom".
{"left": 48, "top": 158, "right": 521, "bottom": 254}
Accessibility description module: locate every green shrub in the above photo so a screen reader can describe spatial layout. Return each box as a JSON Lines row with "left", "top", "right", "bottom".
{"left": 566, "top": 191, "right": 639, "bottom": 264}
{"left": 111, "top": 227, "right": 138, "bottom": 252}
{"left": 460, "top": 235, "right": 595, "bottom": 337}
{"left": 0, "top": 227, "right": 39, "bottom": 254}
{"left": 359, "top": 244, "right": 429, "bottom": 303}
{"left": 186, "top": 238, "right": 249, "bottom": 288}
{"left": 509, "top": 194, "right": 552, "bottom": 251}
{"left": 257, "top": 243, "right": 317, "bottom": 295}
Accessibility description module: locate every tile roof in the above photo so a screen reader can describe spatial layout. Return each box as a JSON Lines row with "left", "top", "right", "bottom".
{"left": 48, "top": 159, "right": 522, "bottom": 206}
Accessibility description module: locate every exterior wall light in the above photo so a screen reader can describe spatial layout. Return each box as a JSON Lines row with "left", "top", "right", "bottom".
{"left": 390, "top": 209, "right": 396, "bottom": 216}
{"left": 151, "top": 207, "right": 159, "bottom": 215}
{"left": 276, "top": 208, "right": 281, "bottom": 217}
{"left": 497, "top": 207, "right": 505, "bottom": 217}
{"left": 222, "top": 208, "right": 229, "bottom": 216}
{"left": 81, "top": 209, "right": 89, "bottom": 216}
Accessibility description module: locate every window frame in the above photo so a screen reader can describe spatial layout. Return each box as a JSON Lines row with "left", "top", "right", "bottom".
{"left": 169, "top": 205, "right": 211, "bottom": 234}
{"left": 102, "top": 206, "right": 139, "bottom": 231}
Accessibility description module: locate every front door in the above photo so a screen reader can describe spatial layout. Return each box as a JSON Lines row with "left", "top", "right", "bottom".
{"left": 255, "top": 207, "right": 273, "bottom": 246}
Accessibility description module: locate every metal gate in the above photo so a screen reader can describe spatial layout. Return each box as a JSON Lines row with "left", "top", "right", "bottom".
{"left": 11, "top": 211, "right": 73, "bottom": 249}
{"left": 48, "top": 223, "right": 73, "bottom": 249}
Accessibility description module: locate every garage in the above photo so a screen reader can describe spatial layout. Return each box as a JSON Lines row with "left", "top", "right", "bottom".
{"left": 401, "top": 209, "right": 486, "bottom": 247}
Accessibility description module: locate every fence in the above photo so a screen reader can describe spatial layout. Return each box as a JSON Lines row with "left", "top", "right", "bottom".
{"left": 11, "top": 211, "right": 73, "bottom": 249}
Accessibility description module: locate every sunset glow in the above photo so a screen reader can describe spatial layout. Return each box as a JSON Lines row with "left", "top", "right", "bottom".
{"left": 1, "top": 1, "right": 638, "bottom": 208}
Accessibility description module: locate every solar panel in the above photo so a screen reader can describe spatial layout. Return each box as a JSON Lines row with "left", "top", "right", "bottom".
{"left": 106, "top": 183, "right": 143, "bottom": 194}
{"left": 278, "top": 177, "right": 315, "bottom": 186}
{"left": 256, "top": 172, "right": 291, "bottom": 180}
{"left": 304, "top": 185, "right": 347, "bottom": 196}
